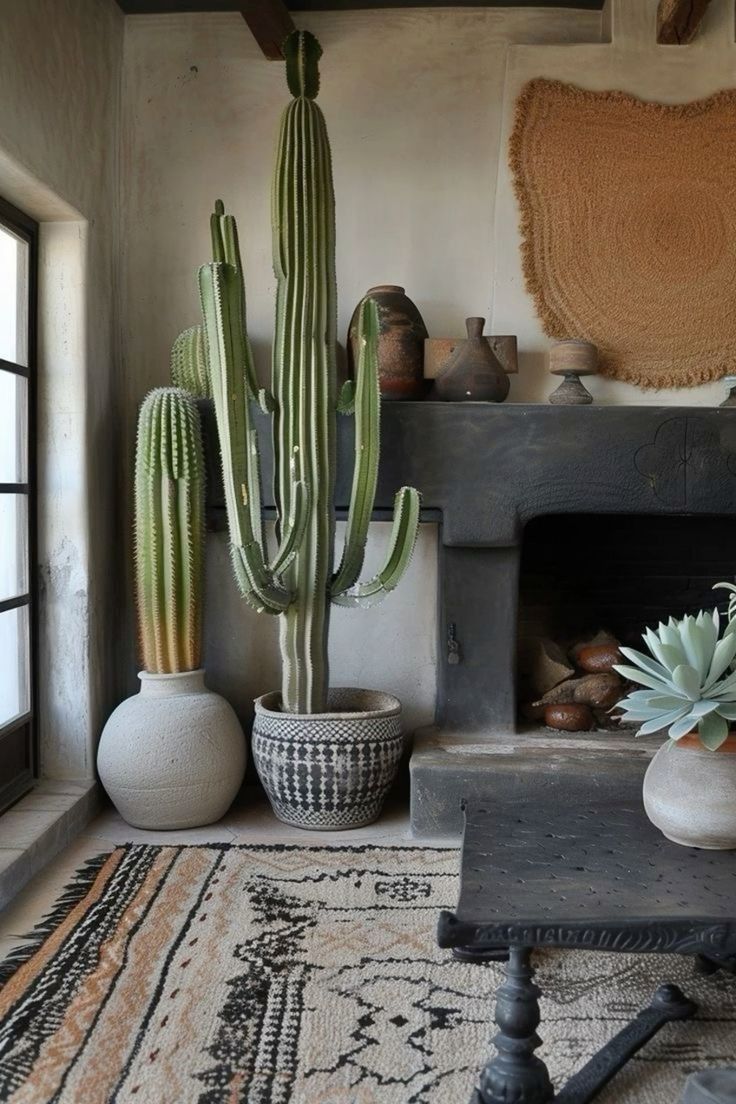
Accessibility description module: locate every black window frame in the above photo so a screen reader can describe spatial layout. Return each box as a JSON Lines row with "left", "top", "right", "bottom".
{"left": 0, "top": 195, "right": 38, "bottom": 813}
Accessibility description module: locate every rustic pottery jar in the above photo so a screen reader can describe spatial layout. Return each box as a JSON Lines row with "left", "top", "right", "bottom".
{"left": 97, "top": 670, "right": 246, "bottom": 830}
{"left": 643, "top": 733, "right": 736, "bottom": 849}
{"left": 347, "top": 285, "right": 428, "bottom": 400}
{"left": 432, "top": 317, "right": 509, "bottom": 402}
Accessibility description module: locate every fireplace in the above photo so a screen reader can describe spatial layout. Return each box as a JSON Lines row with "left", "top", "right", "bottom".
{"left": 517, "top": 513, "right": 736, "bottom": 724}
{"left": 205, "top": 403, "right": 736, "bottom": 837}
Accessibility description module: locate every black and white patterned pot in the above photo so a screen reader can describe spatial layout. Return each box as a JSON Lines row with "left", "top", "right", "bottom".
{"left": 252, "top": 688, "right": 403, "bottom": 830}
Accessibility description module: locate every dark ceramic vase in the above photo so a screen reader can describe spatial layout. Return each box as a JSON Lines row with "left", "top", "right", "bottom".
{"left": 348, "top": 285, "right": 428, "bottom": 400}
{"left": 432, "top": 317, "right": 510, "bottom": 403}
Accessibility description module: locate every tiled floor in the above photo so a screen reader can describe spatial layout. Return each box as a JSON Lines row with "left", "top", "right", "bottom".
{"left": 0, "top": 788, "right": 457, "bottom": 963}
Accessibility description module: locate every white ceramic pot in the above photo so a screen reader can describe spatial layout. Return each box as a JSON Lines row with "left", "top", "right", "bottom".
{"left": 643, "top": 734, "right": 736, "bottom": 849}
{"left": 97, "top": 669, "right": 246, "bottom": 830}
{"left": 252, "top": 688, "right": 403, "bottom": 830}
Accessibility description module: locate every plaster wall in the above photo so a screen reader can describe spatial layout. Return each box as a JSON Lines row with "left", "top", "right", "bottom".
{"left": 0, "top": 0, "right": 123, "bottom": 777}
{"left": 120, "top": 2, "right": 735, "bottom": 730}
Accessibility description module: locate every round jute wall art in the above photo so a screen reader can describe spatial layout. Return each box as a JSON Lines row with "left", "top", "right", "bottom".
{"left": 510, "top": 79, "right": 736, "bottom": 389}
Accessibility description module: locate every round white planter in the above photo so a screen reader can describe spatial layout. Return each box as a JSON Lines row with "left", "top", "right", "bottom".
{"left": 97, "top": 669, "right": 246, "bottom": 830}
{"left": 643, "top": 735, "right": 736, "bottom": 849}
{"left": 252, "top": 688, "right": 403, "bottom": 830}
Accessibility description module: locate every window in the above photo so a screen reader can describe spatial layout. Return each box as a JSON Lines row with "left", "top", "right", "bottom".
{"left": 0, "top": 198, "right": 37, "bottom": 812}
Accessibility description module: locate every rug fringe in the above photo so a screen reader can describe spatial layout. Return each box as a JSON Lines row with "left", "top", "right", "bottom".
{"left": 0, "top": 851, "right": 113, "bottom": 987}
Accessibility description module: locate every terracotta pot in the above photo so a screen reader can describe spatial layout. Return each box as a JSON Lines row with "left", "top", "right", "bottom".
{"left": 347, "top": 285, "right": 428, "bottom": 400}
{"left": 432, "top": 317, "right": 510, "bottom": 403}
{"left": 643, "top": 733, "right": 736, "bottom": 849}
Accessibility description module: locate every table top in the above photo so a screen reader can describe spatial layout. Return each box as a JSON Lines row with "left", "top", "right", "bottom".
{"left": 438, "top": 772, "right": 736, "bottom": 957}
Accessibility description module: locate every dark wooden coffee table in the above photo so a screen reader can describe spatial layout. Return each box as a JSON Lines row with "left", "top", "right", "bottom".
{"left": 438, "top": 771, "right": 736, "bottom": 1104}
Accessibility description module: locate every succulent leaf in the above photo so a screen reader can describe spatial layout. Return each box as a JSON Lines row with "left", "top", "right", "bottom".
{"left": 698, "top": 711, "right": 730, "bottom": 749}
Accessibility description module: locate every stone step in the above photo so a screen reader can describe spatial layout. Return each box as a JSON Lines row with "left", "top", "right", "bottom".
{"left": 409, "top": 726, "right": 662, "bottom": 839}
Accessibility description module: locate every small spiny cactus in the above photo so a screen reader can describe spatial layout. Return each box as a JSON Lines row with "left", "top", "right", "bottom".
{"left": 135, "top": 387, "right": 205, "bottom": 673}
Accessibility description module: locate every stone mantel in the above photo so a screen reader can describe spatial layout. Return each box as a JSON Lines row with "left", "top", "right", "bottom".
{"left": 203, "top": 402, "right": 736, "bottom": 835}
{"left": 208, "top": 404, "right": 736, "bottom": 541}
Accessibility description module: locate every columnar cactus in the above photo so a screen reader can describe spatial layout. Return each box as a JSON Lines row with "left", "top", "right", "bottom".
{"left": 135, "top": 387, "right": 205, "bottom": 673}
{"left": 198, "top": 30, "right": 420, "bottom": 714}
{"left": 171, "top": 325, "right": 210, "bottom": 398}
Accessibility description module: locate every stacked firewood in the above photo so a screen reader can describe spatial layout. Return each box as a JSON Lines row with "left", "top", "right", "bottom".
{"left": 523, "top": 631, "right": 628, "bottom": 732}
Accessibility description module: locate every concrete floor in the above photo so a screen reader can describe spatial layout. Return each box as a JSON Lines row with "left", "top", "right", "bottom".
{"left": 0, "top": 788, "right": 458, "bottom": 963}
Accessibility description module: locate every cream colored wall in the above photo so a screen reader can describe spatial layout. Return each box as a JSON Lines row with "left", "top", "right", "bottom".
{"left": 0, "top": 0, "right": 123, "bottom": 777}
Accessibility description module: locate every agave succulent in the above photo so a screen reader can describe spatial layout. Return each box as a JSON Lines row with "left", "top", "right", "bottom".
{"left": 614, "top": 608, "right": 736, "bottom": 749}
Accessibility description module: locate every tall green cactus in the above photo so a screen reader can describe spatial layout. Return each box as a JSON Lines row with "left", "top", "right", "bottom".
{"left": 198, "top": 30, "right": 420, "bottom": 714}
{"left": 135, "top": 387, "right": 205, "bottom": 674}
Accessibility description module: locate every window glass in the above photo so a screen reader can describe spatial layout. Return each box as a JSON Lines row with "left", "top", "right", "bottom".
{"left": 0, "top": 606, "right": 30, "bottom": 727}
{"left": 0, "top": 495, "right": 28, "bottom": 602}
{"left": 0, "top": 226, "right": 29, "bottom": 366}
{"left": 0, "top": 370, "right": 28, "bottom": 482}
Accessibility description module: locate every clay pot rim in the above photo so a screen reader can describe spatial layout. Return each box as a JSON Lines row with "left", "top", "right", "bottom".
{"left": 673, "top": 730, "right": 736, "bottom": 752}
{"left": 255, "top": 687, "right": 401, "bottom": 721}
{"left": 139, "top": 668, "right": 204, "bottom": 680}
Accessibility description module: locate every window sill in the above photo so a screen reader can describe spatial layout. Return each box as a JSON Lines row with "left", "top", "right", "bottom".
{"left": 0, "top": 780, "right": 100, "bottom": 910}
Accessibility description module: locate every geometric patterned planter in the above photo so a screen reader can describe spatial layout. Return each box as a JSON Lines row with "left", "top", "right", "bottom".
{"left": 252, "top": 688, "right": 403, "bottom": 830}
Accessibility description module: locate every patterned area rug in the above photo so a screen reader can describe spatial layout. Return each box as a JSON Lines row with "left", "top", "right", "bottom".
{"left": 510, "top": 79, "right": 736, "bottom": 388}
{"left": 1, "top": 843, "right": 734, "bottom": 1103}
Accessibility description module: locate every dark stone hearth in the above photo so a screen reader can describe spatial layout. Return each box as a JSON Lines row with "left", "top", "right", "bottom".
{"left": 203, "top": 403, "right": 736, "bottom": 836}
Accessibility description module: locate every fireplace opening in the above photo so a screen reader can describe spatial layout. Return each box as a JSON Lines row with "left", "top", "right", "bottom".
{"left": 517, "top": 514, "right": 736, "bottom": 731}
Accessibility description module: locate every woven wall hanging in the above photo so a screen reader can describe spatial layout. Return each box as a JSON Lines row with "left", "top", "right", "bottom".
{"left": 510, "top": 78, "right": 736, "bottom": 388}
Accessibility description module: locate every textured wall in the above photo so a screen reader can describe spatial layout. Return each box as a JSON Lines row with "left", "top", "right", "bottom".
{"left": 0, "top": 0, "right": 124, "bottom": 777}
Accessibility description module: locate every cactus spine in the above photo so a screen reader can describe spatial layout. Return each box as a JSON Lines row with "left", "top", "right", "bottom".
{"left": 199, "top": 30, "right": 420, "bottom": 714}
{"left": 135, "top": 387, "right": 205, "bottom": 673}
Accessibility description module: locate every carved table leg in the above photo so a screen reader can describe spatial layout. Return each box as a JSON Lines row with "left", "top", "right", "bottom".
{"left": 471, "top": 945, "right": 554, "bottom": 1104}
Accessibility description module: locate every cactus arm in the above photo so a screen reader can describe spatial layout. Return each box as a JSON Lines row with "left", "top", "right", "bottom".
{"left": 199, "top": 259, "right": 295, "bottom": 615}
{"left": 270, "top": 479, "right": 310, "bottom": 576}
{"left": 171, "top": 325, "right": 210, "bottom": 398}
{"left": 331, "top": 297, "right": 380, "bottom": 596}
{"left": 135, "top": 388, "right": 204, "bottom": 672}
{"left": 210, "top": 201, "right": 268, "bottom": 407}
{"left": 245, "top": 428, "right": 264, "bottom": 551}
{"left": 332, "top": 485, "right": 421, "bottom": 608}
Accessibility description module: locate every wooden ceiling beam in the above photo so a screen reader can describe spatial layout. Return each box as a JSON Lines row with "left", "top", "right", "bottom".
{"left": 656, "top": 0, "right": 712, "bottom": 44}
{"left": 116, "top": 1, "right": 294, "bottom": 59}
{"left": 239, "top": 0, "right": 294, "bottom": 60}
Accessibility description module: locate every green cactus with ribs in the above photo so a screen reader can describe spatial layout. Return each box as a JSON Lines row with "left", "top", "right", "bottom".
{"left": 134, "top": 387, "right": 205, "bottom": 674}
{"left": 194, "top": 29, "right": 420, "bottom": 714}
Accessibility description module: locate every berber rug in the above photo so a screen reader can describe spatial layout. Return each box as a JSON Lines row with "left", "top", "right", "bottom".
{"left": 0, "top": 843, "right": 734, "bottom": 1102}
